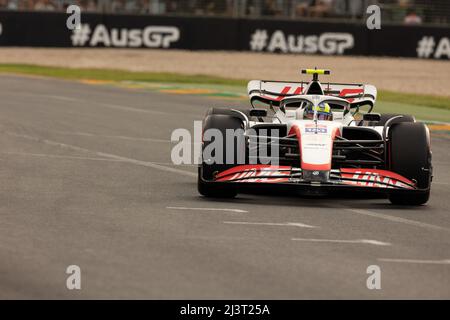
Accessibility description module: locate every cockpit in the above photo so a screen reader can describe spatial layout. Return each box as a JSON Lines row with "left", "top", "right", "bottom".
{"left": 279, "top": 96, "right": 350, "bottom": 122}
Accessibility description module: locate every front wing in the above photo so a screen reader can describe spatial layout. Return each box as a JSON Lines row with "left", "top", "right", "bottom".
{"left": 201, "top": 165, "right": 427, "bottom": 196}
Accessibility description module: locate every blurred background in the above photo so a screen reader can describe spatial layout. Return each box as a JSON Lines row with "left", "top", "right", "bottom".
{"left": 0, "top": 0, "right": 449, "bottom": 25}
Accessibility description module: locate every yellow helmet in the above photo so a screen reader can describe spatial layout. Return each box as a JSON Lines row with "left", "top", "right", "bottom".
{"left": 303, "top": 102, "right": 333, "bottom": 121}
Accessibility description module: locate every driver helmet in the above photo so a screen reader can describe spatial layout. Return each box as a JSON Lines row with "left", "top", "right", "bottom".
{"left": 303, "top": 102, "right": 333, "bottom": 121}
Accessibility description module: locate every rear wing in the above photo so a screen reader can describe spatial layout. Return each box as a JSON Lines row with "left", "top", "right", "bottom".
{"left": 248, "top": 80, "right": 377, "bottom": 108}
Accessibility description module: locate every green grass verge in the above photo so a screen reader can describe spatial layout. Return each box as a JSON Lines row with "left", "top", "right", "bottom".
{"left": 0, "top": 63, "right": 246, "bottom": 86}
{"left": 375, "top": 101, "right": 450, "bottom": 123}
{"left": 1, "top": 63, "right": 449, "bottom": 113}
{"left": 377, "top": 91, "right": 450, "bottom": 112}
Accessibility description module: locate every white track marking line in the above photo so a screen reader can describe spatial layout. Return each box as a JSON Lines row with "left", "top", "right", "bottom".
{"left": 378, "top": 258, "right": 450, "bottom": 265}
{"left": 43, "top": 94, "right": 169, "bottom": 116}
{"left": 2, "top": 152, "right": 195, "bottom": 166}
{"left": 13, "top": 92, "right": 169, "bottom": 116}
{"left": 50, "top": 131, "right": 170, "bottom": 143}
{"left": 292, "top": 238, "right": 391, "bottom": 246}
{"left": 223, "top": 221, "right": 317, "bottom": 228}
{"left": 16, "top": 92, "right": 201, "bottom": 119}
{"left": 167, "top": 207, "right": 248, "bottom": 213}
{"left": 6, "top": 132, "right": 197, "bottom": 178}
{"left": 45, "top": 95, "right": 80, "bottom": 102}
{"left": 345, "top": 208, "right": 449, "bottom": 232}
{"left": 2, "top": 152, "right": 124, "bottom": 162}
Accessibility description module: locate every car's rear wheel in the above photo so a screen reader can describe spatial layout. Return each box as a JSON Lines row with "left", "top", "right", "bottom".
{"left": 206, "top": 107, "right": 250, "bottom": 120}
{"left": 377, "top": 113, "right": 415, "bottom": 126}
{"left": 388, "top": 122, "right": 432, "bottom": 205}
{"left": 198, "top": 111, "right": 246, "bottom": 198}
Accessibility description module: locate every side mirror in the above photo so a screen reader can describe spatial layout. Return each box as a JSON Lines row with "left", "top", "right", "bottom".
{"left": 363, "top": 113, "right": 381, "bottom": 122}
{"left": 249, "top": 109, "right": 268, "bottom": 117}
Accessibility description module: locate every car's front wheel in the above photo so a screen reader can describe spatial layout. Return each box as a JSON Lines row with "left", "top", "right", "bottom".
{"left": 388, "top": 122, "right": 432, "bottom": 205}
{"left": 198, "top": 112, "right": 246, "bottom": 198}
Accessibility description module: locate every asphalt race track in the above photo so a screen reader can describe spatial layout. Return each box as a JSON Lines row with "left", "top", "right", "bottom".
{"left": 0, "top": 75, "right": 449, "bottom": 299}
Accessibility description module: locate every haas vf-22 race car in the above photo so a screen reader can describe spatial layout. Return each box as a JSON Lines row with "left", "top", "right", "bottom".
{"left": 198, "top": 69, "right": 432, "bottom": 205}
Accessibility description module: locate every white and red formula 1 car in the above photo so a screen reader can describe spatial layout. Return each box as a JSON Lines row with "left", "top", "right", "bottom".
{"left": 198, "top": 69, "right": 432, "bottom": 205}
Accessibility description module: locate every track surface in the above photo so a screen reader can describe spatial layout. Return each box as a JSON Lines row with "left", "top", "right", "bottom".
{"left": 0, "top": 75, "right": 449, "bottom": 299}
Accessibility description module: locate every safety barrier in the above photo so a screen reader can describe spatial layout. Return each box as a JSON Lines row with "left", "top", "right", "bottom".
{"left": 0, "top": 11, "right": 448, "bottom": 59}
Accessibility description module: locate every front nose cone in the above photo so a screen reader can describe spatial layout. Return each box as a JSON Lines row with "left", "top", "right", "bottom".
{"left": 302, "top": 170, "right": 330, "bottom": 182}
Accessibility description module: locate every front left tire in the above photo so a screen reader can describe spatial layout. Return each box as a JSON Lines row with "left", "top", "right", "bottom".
{"left": 388, "top": 122, "right": 432, "bottom": 205}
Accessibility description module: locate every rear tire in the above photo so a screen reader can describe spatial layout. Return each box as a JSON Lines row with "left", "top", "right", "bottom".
{"left": 206, "top": 107, "right": 250, "bottom": 119}
{"left": 198, "top": 112, "right": 246, "bottom": 198}
{"left": 377, "top": 113, "right": 415, "bottom": 126}
{"left": 388, "top": 122, "right": 432, "bottom": 205}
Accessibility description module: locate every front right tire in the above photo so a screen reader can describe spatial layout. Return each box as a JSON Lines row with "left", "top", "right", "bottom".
{"left": 198, "top": 111, "right": 246, "bottom": 198}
